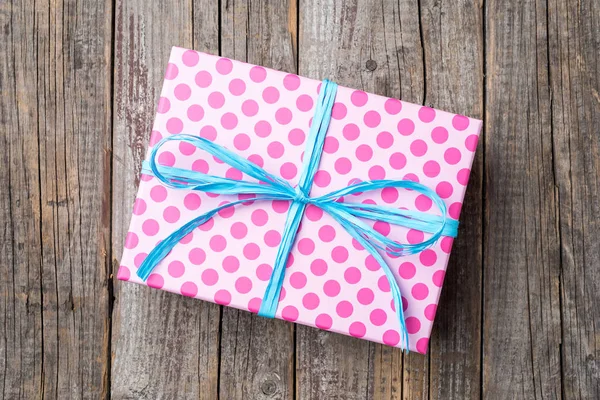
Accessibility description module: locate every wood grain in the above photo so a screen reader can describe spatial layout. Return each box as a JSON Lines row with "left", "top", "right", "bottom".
{"left": 110, "top": 1, "right": 221, "bottom": 399}
{"left": 484, "top": 0, "right": 563, "bottom": 398}
{"left": 218, "top": 1, "right": 296, "bottom": 399}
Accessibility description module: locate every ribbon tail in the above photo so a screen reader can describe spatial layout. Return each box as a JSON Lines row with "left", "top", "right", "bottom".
{"left": 258, "top": 201, "right": 306, "bottom": 318}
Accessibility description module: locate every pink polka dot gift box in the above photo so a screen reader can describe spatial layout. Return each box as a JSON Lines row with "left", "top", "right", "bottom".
{"left": 118, "top": 46, "right": 482, "bottom": 353}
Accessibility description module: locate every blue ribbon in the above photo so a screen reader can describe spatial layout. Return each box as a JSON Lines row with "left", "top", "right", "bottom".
{"left": 136, "top": 79, "right": 458, "bottom": 350}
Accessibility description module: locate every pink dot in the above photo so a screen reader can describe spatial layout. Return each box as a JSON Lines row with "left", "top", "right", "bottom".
{"left": 179, "top": 282, "right": 197, "bottom": 298}
{"left": 216, "top": 58, "right": 233, "bottom": 75}
{"left": 389, "top": 152, "right": 407, "bottom": 170}
{"left": 158, "top": 151, "right": 176, "bottom": 167}
{"left": 180, "top": 232, "right": 194, "bottom": 244}
{"left": 282, "top": 305, "right": 299, "bottom": 321}
{"left": 279, "top": 162, "right": 297, "bottom": 180}
{"left": 432, "top": 270, "right": 445, "bottom": 287}
{"left": 124, "top": 232, "right": 138, "bottom": 249}
{"left": 201, "top": 268, "right": 218, "bottom": 286}
{"left": 349, "top": 322, "right": 366, "bottom": 338}
{"left": 275, "top": 107, "right": 293, "bottom": 125}
{"left": 356, "top": 144, "right": 373, "bottom": 161}
{"left": 441, "top": 237, "right": 453, "bottom": 253}
{"left": 406, "top": 317, "right": 421, "bottom": 334}
{"left": 351, "top": 90, "right": 368, "bottom": 107}
{"left": 272, "top": 200, "right": 290, "bottom": 213}
{"left": 182, "top": 50, "right": 199, "bottom": 66}
{"left": 436, "top": 181, "right": 453, "bottom": 199}
{"left": 398, "top": 118, "right": 415, "bottom": 136}
{"left": 168, "top": 261, "right": 185, "bottom": 278}
{"left": 191, "top": 159, "right": 209, "bottom": 174}
{"left": 418, "top": 106, "right": 436, "bottom": 122}
{"left": 381, "top": 187, "right": 398, "bottom": 203}
{"left": 452, "top": 114, "right": 470, "bottom": 130}
{"left": 302, "top": 293, "right": 320, "bottom": 310}
{"left": 331, "top": 102, "right": 347, "bottom": 119}
{"left": 369, "top": 166, "right": 386, "bottom": 180}
{"left": 411, "top": 283, "right": 429, "bottom": 300}
{"left": 364, "top": 110, "right": 381, "bottom": 128}
{"left": 314, "top": 170, "right": 331, "bottom": 187}
{"left": 399, "top": 262, "right": 416, "bottom": 279}
{"left": 401, "top": 297, "right": 407, "bottom": 312}
{"left": 222, "top": 256, "right": 240, "bottom": 273}
{"left": 133, "top": 198, "right": 147, "bottom": 215}
{"left": 407, "top": 230, "right": 424, "bottom": 244}
{"left": 183, "top": 193, "right": 201, "bottom": 211}
{"left": 221, "top": 112, "right": 238, "bottom": 130}
{"left": 142, "top": 219, "right": 159, "bottom": 236}
{"left": 324, "top": 137, "right": 339, "bottom": 154}
{"left": 305, "top": 205, "right": 323, "bottom": 221}
{"left": 157, "top": 97, "right": 170, "bottom": 113}
{"left": 150, "top": 185, "right": 167, "bottom": 202}
{"left": 310, "top": 259, "right": 328, "bottom": 276}
{"left": 423, "top": 160, "right": 441, "bottom": 177}
{"left": 431, "top": 126, "right": 448, "bottom": 144}
{"left": 214, "top": 289, "right": 232, "bottom": 305}
{"left": 315, "top": 313, "right": 333, "bottom": 329}
{"left": 378, "top": 276, "right": 391, "bottom": 292}
{"left": 200, "top": 125, "right": 217, "bottom": 141}
{"left": 254, "top": 120, "right": 272, "bottom": 138}
{"left": 117, "top": 265, "right": 130, "bottom": 281}
{"left": 209, "top": 235, "right": 227, "bottom": 252}
{"left": 318, "top": 225, "right": 336, "bottom": 242}
{"left": 384, "top": 98, "right": 402, "bottom": 114}
{"left": 243, "top": 243, "right": 260, "bottom": 260}
{"left": 166, "top": 118, "right": 183, "bottom": 134}
{"left": 465, "top": 134, "right": 479, "bottom": 151}
{"left": 267, "top": 142, "right": 284, "bottom": 159}
{"left": 199, "top": 218, "right": 214, "bottom": 231}
{"left": 174, "top": 83, "right": 191, "bottom": 100}
{"left": 365, "top": 255, "right": 380, "bottom": 271}
{"left": 248, "top": 298, "right": 262, "bottom": 313}
{"left": 415, "top": 194, "right": 432, "bottom": 211}
{"left": 263, "top": 229, "right": 281, "bottom": 247}
{"left": 416, "top": 338, "right": 429, "bottom": 354}
{"left": 334, "top": 157, "right": 352, "bottom": 174}
{"left": 233, "top": 133, "right": 251, "bottom": 151}
{"left": 235, "top": 277, "right": 252, "bottom": 294}
{"left": 332, "top": 246, "right": 349, "bottom": 263}
{"left": 410, "top": 139, "right": 428, "bottom": 156}
{"left": 376, "top": 131, "right": 394, "bottom": 149}
{"left": 374, "top": 221, "right": 391, "bottom": 236}
{"left": 163, "top": 206, "right": 180, "bottom": 223}
{"left": 404, "top": 173, "right": 420, "bottom": 183}
{"left": 336, "top": 301, "right": 353, "bottom": 318}
{"left": 208, "top": 91, "right": 225, "bottom": 108}
{"left": 149, "top": 130, "right": 163, "bottom": 146}
{"left": 256, "top": 264, "right": 273, "bottom": 281}
{"left": 195, "top": 70, "right": 212, "bottom": 88}
{"left": 283, "top": 74, "right": 300, "bottom": 90}
{"left": 444, "top": 147, "right": 462, "bottom": 165}
{"left": 147, "top": 274, "right": 164, "bottom": 289}
{"left": 134, "top": 252, "right": 147, "bottom": 268}
{"left": 189, "top": 248, "right": 207, "bottom": 265}
{"left": 296, "top": 94, "right": 313, "bottom": 112}
{"left": 449, "top": 202, "right": 462, "bottom": 219}
{"left": 225, "top": 168, "right": 243, "bottom": 181}
{"left": 425, "top": 304, "right": 437, "bottom": 321}
{"left": 230, "top": 222, "right": 248, "bottom": 239}
{"left": 241, "top": 99, "right": 259, "bottom": 116}
{"left": 249, "top": 66, "right": 266, "bottom": 82}
{"left": 357, "top": 288, "right": 374, "bottom": 305}
{"left": 343, "top": 123, "right": 360, "bottom": 140}
{"left": 370, "top": 309, "right": 387, "bottom": 326}
{"left": 289, "top": 272, "right": 307, "bottom": 289}
{"left": 185, "top": 104, "right": 204, "bottom": 122}
{"left": 288, "top": 128, "right": 305, "bottom": 146}
{"left": 165, "top": 63, "right": 178, "bottom": 80}
{"left": 344, "top": 267, "right": 361, "bottom": 284}
{"left": 457, "top": 168, "right": 470, "bottom": 185}
{"left": 323, "top": 280, "right": 341, "bottom": 297}
{"left": 298, "top": 238, "right": 315, "bottom": 255}
{"left": 228, "top": 78, "right": 246, "bottom": 96}
{"left": 248, "top": 154, "right": 264, "bottom": 167}
{"left": 420, "top": 249, "right": 437, "bottom": 267}
{"left": 383, "top": 330, "right": 400, "bottom": 346}
{"left": 262, "top": 86, "right": 280, "bottom": 103}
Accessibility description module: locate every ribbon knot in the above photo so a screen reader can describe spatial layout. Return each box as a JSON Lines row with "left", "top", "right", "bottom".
{"left": 136, "top": 79, "right": 458, "bottom": 351}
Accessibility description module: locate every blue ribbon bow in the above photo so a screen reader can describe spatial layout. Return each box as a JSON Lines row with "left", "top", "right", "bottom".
{"left": 136, "top": 79, "right": 458, "bottom": 350}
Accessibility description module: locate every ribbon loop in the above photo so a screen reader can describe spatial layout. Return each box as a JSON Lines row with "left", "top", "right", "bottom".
{"left": 135, "top": 79, "right": 458, "bottom": 351}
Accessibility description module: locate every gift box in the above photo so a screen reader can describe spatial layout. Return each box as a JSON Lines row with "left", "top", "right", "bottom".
{"left": 118, "top": 46, "right": 481, "bottom": 353}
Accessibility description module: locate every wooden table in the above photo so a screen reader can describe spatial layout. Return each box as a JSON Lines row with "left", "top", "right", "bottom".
{"left": 2, "top": 0, "right": 598, "bottom": 398}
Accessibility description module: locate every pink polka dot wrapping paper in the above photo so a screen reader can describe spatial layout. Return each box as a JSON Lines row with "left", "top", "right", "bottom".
{"left": 118, "top": 46, "right": 482, "bottom": 354}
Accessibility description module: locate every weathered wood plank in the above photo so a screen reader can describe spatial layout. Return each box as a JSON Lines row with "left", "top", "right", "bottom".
{"left": 420, "top": 0, "right": 484, "bottom": 399}
{"left": 548, "top": 0, "right": 600, "bottom": 398}
{"left": 484, "top": 0, "right": 563, "bottom": 398}
{"left": 1, "top": 0, "right": 113, "bottom": 398}
{"left": 298, "top": 1, "right": 425, "bottom": 398}
{"left": 217, "top": 1, "right": 297, "bottom": 399}
{"left": 110, "top": 1, "right": 221, "bottom": 398}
